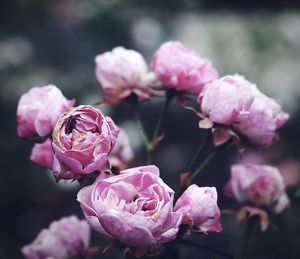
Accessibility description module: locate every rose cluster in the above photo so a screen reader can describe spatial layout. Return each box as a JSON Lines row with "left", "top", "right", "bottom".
{"left": 17, "top": 41, "right": 291, "bottom": 259}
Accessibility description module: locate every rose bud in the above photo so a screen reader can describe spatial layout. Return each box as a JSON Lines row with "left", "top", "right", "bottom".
{"left": 174, "top": 185, "right": 222, "bottom": 233}
{"left": 95, "top": 46, "right": 153, "bottom": 105}
{"left": 77, "top": 165, "right": 182, "bottom": 252}
{"left": 151, "top": 41, "right": 218, "bottom": 94}
{"left": 22, "top": 215, "right": 90, "bottom": 259}
{"left": 233, "top": 88, "right": 289, "bottom": 147}
{"left": 109, "top": 128, "right": 134, "bottom": 168}
{"left": 52, "top": 105, "right": 119, "bottom": 180}
{"left": 17, "top": 85, "right": 74, "bottom": 139}
{"left": 225, "top": 164, "right": 290, "bottom": 213}
{"left": 30, "top": 138, "right": 54, "bottom": 169}
{"left": 198, "top": 75, "right": 256, "bottom": 125}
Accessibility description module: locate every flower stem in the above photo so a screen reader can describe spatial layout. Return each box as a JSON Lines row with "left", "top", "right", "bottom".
{"left": 132, "top": 107, "right": 152, "bottom": 164}
{"left": 190, "top": 148, "right": 218, "bottom": 181}
{"left": 187, "top": 132, "right": 208, "bottom": 171}
{"left": 151, "top": 89, "right": 175, "bottom": 143}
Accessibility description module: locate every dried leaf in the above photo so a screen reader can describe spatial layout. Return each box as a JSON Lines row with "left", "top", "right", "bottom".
{"left": 238, "top": 206, "right": 270, "bottom": 231}
{"left": 180, "top": 172, "right": 191, "bottom": 187}
{"left": 199, "top": 118, "right": 213, "bottom": 129}
{"left": 151, "top": 132, "right": 165, "bottom": 149}
{"left": 223, "top": 206, "right": 270, "bottom": 231}
{"left": 213, "top": 128, "right": 231, "bottom": 146}
{"left": 180, "top": 104, "right": 206, "bottom": 119}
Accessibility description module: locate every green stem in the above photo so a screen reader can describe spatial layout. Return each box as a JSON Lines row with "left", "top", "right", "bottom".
{"left": 127, "top": 90, "right": 174, "bottom": 165}
{"left": 151, "top": 89, "right": 175, "bottom": 142}
{"left": 132, "top": 107, "right": 152, "bottom": 164}
{"left": 189, "top": 139, "right": 232, "bottom": 181}
{"left": 190, "top": 148, "right": 218, "bottom": 181}
{"left": 187, "top": 132, "right": 208, "bottom": 171}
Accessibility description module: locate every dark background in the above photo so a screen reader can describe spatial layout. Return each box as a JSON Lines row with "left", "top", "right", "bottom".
{"left": 1, "top": 0, "right": 300, "bottom": 258}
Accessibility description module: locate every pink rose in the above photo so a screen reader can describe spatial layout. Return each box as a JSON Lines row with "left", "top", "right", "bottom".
{"left": 95, "top": 46, "right": 153, "bottom": 104}
{"left": 174, "top": 185, "right": 222, "bottom": 232}
{"left": 225, "top": 164, "right": 290, "bottom": 213}
{"left": 30, "top": 138, "right": 54, "bottom": 169}
{"left": 198, "top": 75, "right": 256, "bottom": 125}
{"left": 17, "top": 85, "right": 74, "bottom": 139}
{"left": 278, "top": 160, "right": 300, "bottom": 188}
{"left": 110, "top": 128, "right": 134, "bottom": 164}
{"left": 22, "top": 215, "right": 90, "bottom": 259}
{"left": 77, "top": 165, "right": 182, "bottom": 250}
{"left": 151, "top": 41, "right": 218, "bottom": 94}
{"left": 52, "top": 105, "right": 119, "bottom": 180}
{"left": 233, "top": 88, "right": 289, "bottom": 147}
{"left": 239, "top": 152, "right": 266, "bottom": 165}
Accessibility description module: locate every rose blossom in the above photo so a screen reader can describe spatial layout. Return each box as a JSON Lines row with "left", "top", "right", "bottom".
{"left": 77, "top": 165, "right": 182, "bottom": 250}
{"left": 225, "top": 164, "right": 290, "bottom": 213}
{"left": 52, "top": 105, "right": 119, "bottom": 180}
{"left": 22, "top": 215, "right": 90, "bottom": 259}
{"left": 17, "top": 85, "right": 74, "bottom": 139}
{"left": 174, "top": 185, "right": 222, "bottom": 232}
{"left": 151, "top": 41, "right": 218, "bottom": 94}
{"left": 278, "top": 160, "right": 300, "bottom": 188}
{"left": 110, "top": 128, "right": 134, "bottom": 164}
{"left": 30, "top": 138, "right": 54, "bottom": 169}
{"left": 198, "top": 75, "right": 256, "bottom": 125}
{"left": 95, "top": 46, "right": 154, "bottom": 104}
{"left": 233, "top": 88, "right": 289, "bottom": 147}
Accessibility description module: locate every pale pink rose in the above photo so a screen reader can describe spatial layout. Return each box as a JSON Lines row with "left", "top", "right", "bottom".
{"left": 30, "top": 138, "right": 54, "bottom": 169}
{"left": 198, "top": 75, "right": 256, "bottom": 125}
{"left": 240, "top": 152, "right": 266, "bottom": 165}
{"left": 95, "top": 46, "right": 153, "bottom": 104}
{"left": 174, "top": 185, "right": 222, "bottom": 232}
{"left": 225, "top": 164, "right": 290, "bottom": 213}
{"left": 151, "top": 41, "right": 218, "bottom": 94}
{"left": 77, "top": 165, "right": 182, "bottom": 250}
{"left": 233, "top": 88, "right": 289, "bottom": 147}
{"left": 17, "top": 85, "right": 75, "bottom": 139}
{"left": 22, "top": 215, "right": 90, "bottom": 259}
{"left": 52, "top": 105, "right": 119, "bottom": 180}
{"left": 110, "top": 128, "right": 134, "bottom": 164}
{"left": 278, "top": 160, "right": 300, "bottom": 188}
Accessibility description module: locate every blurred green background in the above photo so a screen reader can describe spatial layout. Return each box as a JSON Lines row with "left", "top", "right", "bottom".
{"left": 1, "top": 0, "right": 300, "bottom": 258}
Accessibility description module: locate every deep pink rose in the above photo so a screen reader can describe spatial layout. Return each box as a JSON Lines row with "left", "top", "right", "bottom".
{"left": 174, "top": 185, "right": 222, "bottom": 232}
{"left": 22, "top": 215, "right": 90, "bottom": 259}
{"left": 77, "top": 165, "right": 182, "bottom": 250}
{"left": 233, "top": 88, "right": 289, "bottom": 147}
{"left": 95, "top": 46, "right": 154, "bottom": 104}
{"left": 225, "top": 164, "right": 290, "bottom": 213}
{"left": 198, "top": 75, "right": 256, "bottom": 125}
{"left": 151, "top": 41, "right": 218, "bottom": 94}
{"left": 17, "top": 85, "right": 74, "bottom": 139}
{"left": 52, "top": 105, "right": 119, "bottom": 180}
{"left": 30, "top": 138, "right": 54, "bottom": 169}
